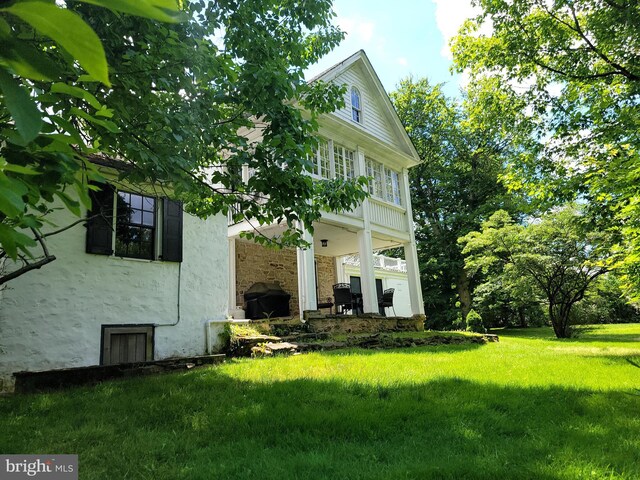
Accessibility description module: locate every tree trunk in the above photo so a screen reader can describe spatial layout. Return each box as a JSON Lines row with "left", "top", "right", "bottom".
{"left": 517, "top": 306, "right": 527, "bottom": 328}
{"left": 457, "top": 270, "right": 472, "bottom": 321}
{"left": 549, "top": 302, "right": 572, "bottom": 338}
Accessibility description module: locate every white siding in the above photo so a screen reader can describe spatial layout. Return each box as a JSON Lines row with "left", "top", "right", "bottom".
{"left": 383, "top": 277, "right": 412, "bottom": 318}
{"left": 0, "top": 197, "right": 228, "bottom": 391}
{"left": 343, "top": 265, "right": 412, "bottom": 318}
{"left": 331, "top": 66, "right": 400, "bottom": 148}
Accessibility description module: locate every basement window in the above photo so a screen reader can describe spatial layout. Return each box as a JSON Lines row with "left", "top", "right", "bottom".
{"left": 101, "top": 325, "right": 154, "bottom": 365}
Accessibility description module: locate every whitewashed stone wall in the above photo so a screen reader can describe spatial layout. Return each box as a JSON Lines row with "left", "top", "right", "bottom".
{"left": 0, "top": 201, "right": 228, "bottom": 391}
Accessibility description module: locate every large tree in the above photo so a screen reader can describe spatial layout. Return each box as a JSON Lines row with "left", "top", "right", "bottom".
{"left": 460, "top": 207, "right": 609, "bottom": 338}
{"left": 390, "top": 77, "right": 535, "bottom": 327}
{"left": 452, "top": 0, "right": 640, "bottom": 299}
{"left": 0, "top": 0, "right": 366, "bottom": 284}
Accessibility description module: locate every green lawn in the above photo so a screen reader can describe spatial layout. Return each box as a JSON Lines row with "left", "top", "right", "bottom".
{"left": 2, "top": 324, "right": 639, "bottom": 479}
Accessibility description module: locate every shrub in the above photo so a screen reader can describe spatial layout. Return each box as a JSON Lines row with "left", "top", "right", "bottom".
{"left": 451, "top": 312, "right": 466, "bottom": 331}
{"left": 466, "top": 309, "right": 486, "bottom": 333}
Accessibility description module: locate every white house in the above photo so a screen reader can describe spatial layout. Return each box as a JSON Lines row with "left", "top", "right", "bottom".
{"left": 230, "top": 50, "right": 424, "bottom": 319}
{"left": 0, "top": 162, "right": 229, "bottom": 391}
{"left": 338, "top": 253, "right": 412, "bottom": 318}
{"left": 0, "top": 50, "right": 425, "bottom": 391}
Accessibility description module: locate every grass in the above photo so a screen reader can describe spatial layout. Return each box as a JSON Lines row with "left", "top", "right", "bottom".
{"left": 1, "top": 324, "right": 639, "bottom": 479}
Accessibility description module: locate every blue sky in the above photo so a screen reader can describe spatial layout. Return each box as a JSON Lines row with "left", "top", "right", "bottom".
{"left": 305, "top": 0, "right": 478, "bottom": 98}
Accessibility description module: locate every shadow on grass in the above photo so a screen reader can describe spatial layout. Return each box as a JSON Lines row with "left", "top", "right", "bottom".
{"left": 1, "top": 365, "right": 639, "bottom": 480}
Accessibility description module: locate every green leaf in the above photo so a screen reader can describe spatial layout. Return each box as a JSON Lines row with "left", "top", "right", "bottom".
{"left": 2, "top": 1, "right": 110, "bottom": 86}
{"left": 0, "top": 174, "right": 28, "bottom": 217}
{"left": 0, "top": 36, "right": 62, "bottom": 81}
{"left": 0, "top": 68, "right": 41, "bottom": 143}
{"left": 0, "top": 223, "right": 36, "bottom": 259}
{"left": 50, "top": 115, "right": 84, "bottom": 145}
{"left": 75, "top": 0, "right": 187, "bottom": 23}
{"left": 55, "top": 190, "right": 81, "bottom": 216}
{"left": 0, "top": 159, "right": 39, "bottom": 175}
{"left": 70, "top": 107, "right": 121, "bottom": 133}
{"left": 51, "top": 82, "right": 102, "bottom": 110}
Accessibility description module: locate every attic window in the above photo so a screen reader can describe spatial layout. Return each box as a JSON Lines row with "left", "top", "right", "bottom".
{"left": 351, "top": 86, "right": 362, "bottom": 123}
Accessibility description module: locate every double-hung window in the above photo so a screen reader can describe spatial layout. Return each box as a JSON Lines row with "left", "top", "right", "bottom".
{"left": 366, "top": 158, "right": 383, "bottom": 197}
{"left": 115, "top": 192, "right": 156, "bottom": 260}
{"left": 314, "top": 139, "right": 331, "bottom": 179}
{"left": 366, "top": 158, "right": 402, "bottom": 206}
{"left": 334, "top": 144, "right": 356, "bottom": 180}
{"left": 86, "top": 183, "right": 183, "bottom": 262}
{"left": 351, "top": 87, "right": 362, "bottom": 123}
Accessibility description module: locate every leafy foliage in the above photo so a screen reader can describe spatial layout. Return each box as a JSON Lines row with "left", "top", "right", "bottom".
{"left": 452, "top": 0, "right": 640, "bottom": 299}
{"left": 0, "top": 0, "right": 181, "bottom": 282}
{"left": 0, "top": 0, "right": 366, "bottom": 284}
{"left": 465, "top": 309, "right": 485, "bottom": 333}
{"left": 460, "top": 207, "right": 610, "bottom": 338}
{"left": 390, "top": 77, "right": 535, "bottom": 328}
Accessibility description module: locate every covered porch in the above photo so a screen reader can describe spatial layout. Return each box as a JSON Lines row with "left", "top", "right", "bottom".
{"left": 228, "top": 216, "right": 424, "bottom": 320}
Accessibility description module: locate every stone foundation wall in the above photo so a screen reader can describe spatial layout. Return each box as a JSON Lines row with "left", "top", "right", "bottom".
{"left": 305, "top": 313, "right": 425, "bottom": 334}
{"left": 315, "top": 254, "right": 336, "bottom": 306}
{"left": 235, "top": 240, "right": 299, "bottom": 315}
{"left": 234, "top": 241, "right": 338, "bottom": 317}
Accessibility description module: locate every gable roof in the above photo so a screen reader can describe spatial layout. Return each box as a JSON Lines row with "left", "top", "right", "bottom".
{"left": 308, "top": 50, "right": 421, "bottom": 165}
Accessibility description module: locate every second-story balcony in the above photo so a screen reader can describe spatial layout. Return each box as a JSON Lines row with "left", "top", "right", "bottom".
{"left": 229, "top": 140, "right": 412, "bottom": 242}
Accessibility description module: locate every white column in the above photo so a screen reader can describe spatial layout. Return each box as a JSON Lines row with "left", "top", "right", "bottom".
{"left": 404, "top": 241, "right": 424, "bottom": 315}
{"left": 357, "top": 229, "right": 378, "bottom": 314}
{"left": 401, "top": 168, "right": 425, "bottom": 315}
{"left": 355, "top": 146, "right": 378, "bottom": 314}
{"left": 335, "top": 256, "right": 347, "bottom": 284}
{"left": 296, "top": 223, "right": 317, "bottom": 317}
{"left": 228, "top": 238, "right": 236, "bottom": 313}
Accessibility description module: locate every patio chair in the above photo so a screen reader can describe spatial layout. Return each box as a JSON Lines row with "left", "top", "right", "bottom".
{"left": 317, "top": 297, "right": 334, "bottom": 314}
{"left": 332, "top": 283, "right": 353, "bottom": 315}
{"left": 379, "top": 288, "right": 396, "bottom": 316}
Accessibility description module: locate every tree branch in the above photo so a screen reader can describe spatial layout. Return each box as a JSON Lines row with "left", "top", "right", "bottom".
{"left": 41, "top": 215, "right": 97, "bottom": 239}
{"left": 568, "top": 3, "right": 639, "bottom": 81}
{"left": 0, "top": 256, "right": 56, "bottom": 286}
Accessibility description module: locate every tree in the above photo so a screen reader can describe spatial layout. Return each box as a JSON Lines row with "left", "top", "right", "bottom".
{"left": 390, "top": 76, "right": 535, "bottom": 327}
{"left": 460, "top": 207, "right": 609, "bottom": 338}
{"left": 452, "top": 0, "right": 640, "bottom": 299}
{"left": 0, "top": 0, "right": 185, "bottom": 283}
{"left": 0, "top": 0, "right": 367, "bottom": 284}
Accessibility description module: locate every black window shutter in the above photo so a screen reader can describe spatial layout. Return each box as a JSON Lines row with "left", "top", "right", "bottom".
{"left": 86, "top": 183, "right": 115, "bottom": 255}
{"left": 162, "top": 198, "right": 183, "bottom": 262}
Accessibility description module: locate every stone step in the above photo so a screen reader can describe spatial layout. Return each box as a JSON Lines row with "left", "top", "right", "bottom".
{"left": 251, "top": 342, "right": 298, "bottom": 357}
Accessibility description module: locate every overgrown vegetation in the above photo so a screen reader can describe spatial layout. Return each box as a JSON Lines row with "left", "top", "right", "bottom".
{"left": 391, "top": 0, "right": 639, "bottom": 335}
{"left": 0, "top": 0, "right": 366, "bottom": 284}
{"left": 1, "top": 324, "right": 639, "bottom": 479}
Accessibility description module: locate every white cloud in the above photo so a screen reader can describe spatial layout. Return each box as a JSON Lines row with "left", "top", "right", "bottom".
{"left": 397, "top": 57, "right": 409, "bottom": 67}
{"left": 336, "top": 16, "right": 355, "bottom": 36}
{"left": 431, "top": 0, "right": 482, "bottom": 59}
{"left": 336, "top": 16, "right": 376, "bottom": 44}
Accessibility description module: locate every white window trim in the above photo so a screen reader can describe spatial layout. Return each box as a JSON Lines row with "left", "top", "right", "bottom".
{"left": 365, "top": 157, "right": 403, "bottom": 206}
{"left": 351, "top": 86, "right": 363, "bottom": 124}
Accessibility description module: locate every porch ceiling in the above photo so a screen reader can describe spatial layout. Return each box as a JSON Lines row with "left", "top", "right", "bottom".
{"left": 230, "top": 220, "right": 402, "bottom": 257}
{"left": 312, "top": 222, "right": 401, "bottom": 257}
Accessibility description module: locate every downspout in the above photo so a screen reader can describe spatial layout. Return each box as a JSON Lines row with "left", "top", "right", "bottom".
{"left": 154, "top": 262, "right": 181, "bottom": 327}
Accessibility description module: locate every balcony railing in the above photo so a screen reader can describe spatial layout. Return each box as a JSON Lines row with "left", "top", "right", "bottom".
{"left": 343, "top": 253, "right": 407, "bottom": 273}
{"left": 368, "top": 198, "right": 406, "bottom": 232}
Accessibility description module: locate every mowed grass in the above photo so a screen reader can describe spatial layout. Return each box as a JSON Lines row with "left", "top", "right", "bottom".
{"left": 1, "top": 325, "right": 639, "bottom": 479}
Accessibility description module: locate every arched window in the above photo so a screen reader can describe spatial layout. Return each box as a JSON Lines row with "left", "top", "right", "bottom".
{"left": 351, "top": 86, "right": 362, "bottom": 123}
